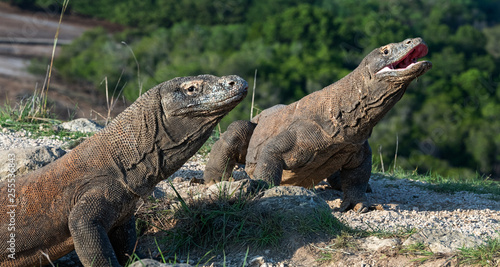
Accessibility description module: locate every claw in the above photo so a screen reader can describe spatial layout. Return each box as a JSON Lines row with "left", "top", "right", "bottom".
{"left": 353, "top": 202, "right": 369, "bottom": 213}
{"left": 339, "top": 200, "right": 369, "bottom": 213}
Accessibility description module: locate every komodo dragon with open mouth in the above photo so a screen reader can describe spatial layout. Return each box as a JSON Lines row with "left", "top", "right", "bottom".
{"left": 0, "top": 75, "right": 248, "bottom": 267}
{"left": 204, "top": 38, "right": 432, "bottom": 212}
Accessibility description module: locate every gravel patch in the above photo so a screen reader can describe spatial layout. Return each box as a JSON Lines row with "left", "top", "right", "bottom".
{"left": 0, "top": 129, "right": 69, "bottom": 150}
{"left": 165, "top": 158, "right": 500, "bottom": 240}
{"left": 329, "top": 176, "right": 499, "bottom": 239}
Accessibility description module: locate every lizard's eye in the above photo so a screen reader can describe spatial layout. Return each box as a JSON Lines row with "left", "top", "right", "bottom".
{"left": 382, "top": 47, "right": 389, "bottom": 55}
{"left": 186, "top": 86, "right": 197, "bottom": 96}
{"left": 181, "top": 80, "right": 203, "bottom": 96}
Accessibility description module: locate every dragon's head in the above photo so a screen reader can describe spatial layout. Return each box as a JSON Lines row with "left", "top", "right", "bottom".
{"left": 360, "top": 37, "right": 432, "bottom": 111}
{"left": 161, "top": 74, "right": 248, "bottom": 117}
{"left": 368, "top": 37, "right": 431, "bottom": 82}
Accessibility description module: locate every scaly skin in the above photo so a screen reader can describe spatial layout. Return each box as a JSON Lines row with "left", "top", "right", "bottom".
{"left": 204, "top": 38, "right": 432, "bottom": 212}
{"left": 0, "top": 75, "right": 248, "bottom": 267}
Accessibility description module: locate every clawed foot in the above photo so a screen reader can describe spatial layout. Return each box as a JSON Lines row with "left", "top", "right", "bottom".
{"left": 338, "top": 199, "right": 369, "bottom": 213}
{"left": 326, "top": 179, "right": 372, "bottom": 193}
{"left": 337, "top": 200, "right": 384, "bottom": 213}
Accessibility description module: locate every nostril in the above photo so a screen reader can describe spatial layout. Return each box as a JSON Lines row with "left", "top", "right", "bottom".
{"left": 228, "top": 81, "right": 235, "bottom": 86}
{"left": 406, "top": 39, "right": 412, "bottom": 44}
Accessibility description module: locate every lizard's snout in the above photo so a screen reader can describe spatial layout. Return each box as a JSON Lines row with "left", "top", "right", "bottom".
{"left": 222, "top": 75, "right": 248, "bottom": 92}
{"left": 403, "top": 37, "right": 423, "bottom": 46}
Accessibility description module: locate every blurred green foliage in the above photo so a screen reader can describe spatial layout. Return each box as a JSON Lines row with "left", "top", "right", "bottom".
{"left": 7, "top": 0, "right": 500, "bottom": 180}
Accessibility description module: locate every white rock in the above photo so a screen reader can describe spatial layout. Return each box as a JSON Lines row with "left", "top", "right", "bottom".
{"left": 0, "top": 146, "right": 66, "bottom": 180}
{"left": 61, "top": 118, "right": 103, "bottom": 133}
{"left": 359, "top": 236, "right": 400, "bottom": 251}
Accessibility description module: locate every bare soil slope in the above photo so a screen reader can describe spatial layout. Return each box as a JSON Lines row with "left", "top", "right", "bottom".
{"left": 0, "top": 3, "right": 127, "bottom": 121}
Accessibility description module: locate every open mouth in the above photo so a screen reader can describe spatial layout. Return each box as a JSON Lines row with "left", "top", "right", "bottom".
{"left": 377, "top": 43, "right": 428, "bottom": 74}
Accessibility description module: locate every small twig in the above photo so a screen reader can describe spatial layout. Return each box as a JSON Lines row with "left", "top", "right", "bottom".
{"left": 379, "top": 145, "right": 385, "bottom": 173}
{"left": 30, "top": 83, "right": 38, "bottom": 117}
{"left": 39, "top": 251, "right": 55, "bottom": 267}
{"left": 103, "top": 77, "right": 110, "bottom": 125}
{"left": 111, "top": 68, "right": 126, "bottom": 103}
{"left": 100, "top": 71, "right": 126, "bottom": 126}
{"left": 38, "top": 65, "right": 50, "bottom": 122}
{"left": 134, "top": 200, "right": 144, "bottom": 216}
{"left": 43, "top": 0, "right": 70, "bottom": 113}
{"left": 250, "top": 69, "right": 257, "bottom": 120}
{"left": 394, "top": 134, "right": 399, "bottom": 171}
{"left": 90, "top": 109, "right": 108, "bottom": 121}
{"left": 24, "top": 116, "right": 60, "bottom": 123}
{"left": 109, "top": 82, "right": 126, "bottom": 117}
{"left": 121, "top": 41, "right": 142, "bottom": 96}
{"left": 439, "top": 255, "right": 457, "bottom": 267}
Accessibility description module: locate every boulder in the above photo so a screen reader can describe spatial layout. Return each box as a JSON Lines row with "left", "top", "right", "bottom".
{"left": 0, "top": 146, "right": 66, "bottom": 181}
{"left": 61, "top": 118, "right": 103, "bottom": 133}
{"left": 359, "top": 236, "right": 400, "bottom": 251}
{"left": 252, "top": 186, "right": 331, "bottom": 215}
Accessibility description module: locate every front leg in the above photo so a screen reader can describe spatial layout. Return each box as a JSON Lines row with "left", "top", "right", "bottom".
{"left": 249, "top": 127, "right": 301, "bottom": 186}
{"left": 69, "top": 193, "right": 122, "bottom": 267}
{"left": 251, "top": 144, "right": 285, "bottom": 187}
{"left": 327, "top": 171, "right": 372, "bottom": 192}
{"left": 204, "top": 120, "right": 255, "bottom": 184}
{"left": 109, "top": 216, "right": 137, "bottom": 265}
{"left": 339, "top": 141, "right": 372, "bottom": 213}
{"left": 250, "top": 121, "right": 330, "bottom": 187}
{"left": 326, "top": 171, "right": 342, "bottom": 191}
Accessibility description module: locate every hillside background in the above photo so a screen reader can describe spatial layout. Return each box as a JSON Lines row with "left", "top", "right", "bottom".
{"left": 4, "top": 0, "right": 500, "bottom": 181}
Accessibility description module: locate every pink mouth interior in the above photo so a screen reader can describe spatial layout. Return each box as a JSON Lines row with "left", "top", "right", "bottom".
{"left": 390, "top": 43, "right": 428, "bottom": 70}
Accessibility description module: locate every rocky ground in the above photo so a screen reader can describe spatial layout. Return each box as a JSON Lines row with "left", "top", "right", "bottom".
{"left": 163, "top": 160, "right": 499, "bottom": 240}
{"left": 0, "top": 124, "right": 498, "bottom": 267}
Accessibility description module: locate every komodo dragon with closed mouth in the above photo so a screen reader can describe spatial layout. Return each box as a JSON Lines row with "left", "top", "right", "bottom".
{"left": 204, "top": 38, "right": 432, "bottom": 212}
{"left": 0, "top": 75, "right": 248, "bottom": 267}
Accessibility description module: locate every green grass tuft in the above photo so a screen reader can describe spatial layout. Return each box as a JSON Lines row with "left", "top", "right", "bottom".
{"left": 0, "top": 86, "right": 92, "bottom": 140}
{"left": 399, "top": 242, "right": 436, "bottom": 264}
{"left": 159, "top": 188, "right": 284, "bottom": 254}
{"left": 136, "top": 183, "right": 352, "bottom": 260}
{"left": 458, "top": 237, "right": 500, "bottom": 266}
{"left": 0, "top": 89, "right": 55, "bottom": 122}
